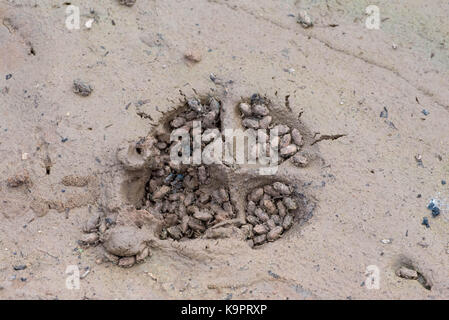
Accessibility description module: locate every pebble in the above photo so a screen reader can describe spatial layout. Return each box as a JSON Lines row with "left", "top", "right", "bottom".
{"left": 248, "top": 188, "right": 264, "bottom": 202}
{"left": 291, "top": 129, "right": 303, "bottom": 146}
{"left": 263, "top": 200, "right": 277, "bottom": 215}
{"left": 242, "top": 118, "right": 260, "bottom": 129}
{"left": 277, "top": 201, "right": 287, "bottom": 217}
{"left": 422, "top": 217, "right": 430, "bottom": 228}
{"left": 152, "top": 185, "right": 171, "bottom": 200}
{"left": 170, "top": 117, "right": 186, "bottom": 128}
{"left": 259, "top": 116, "right": 272, "bottom": 129}
{"left": 253, "top": 224, "right": 268, "bottom": 235}
{"left": 184, "top": 50, "right": 202, "bottom": 63}
{"left": 273, "top": 182, "right": 291, "bottom": 195}
{"left": 297, "top": 10, "right": 313, "bottom": 28}
{"left": 292, "top": 152, "right": 309, "bottom": 167}
{"left": 239, "top": 103, "right": 252, "bottom": 116}
{"left": 193, "top": 210, "right": 213, "bottom": 222}
{"left": 272, "top": 124, "right": 290, "bottom": 135}
{"left": 396, "top": 267, "right": 418, "bottom": 280}
{"left": 267, "top": 226, "right": 283, "bottom": 241}
{"left": 73, "top": 79, "right": 93, "bottom": 97}
{"left": 80, "top": 233, "right": 99, "bottom": 245}
{"left": 187, "top": 98, "right": 202, "bottom": 112}
{"left": 253, "top": 234, "right": 267, "bottom": 245}
{"left": 6, "top": 74, "right": 12, "bottom": 80}
{"left": 280, "top": 134, "right": 292, "bottom": 149}
{"left": 282, "top": 215, "right": 293, "bottom": 230}
{"left": 252, "top": 104, "right": 269, "bottom": 117}
{"left": 119, "top": 0, "right": 136, "bottom": 6}
{"left": 118, "top": 256, "right": 136, "bottom": 268}
{"left": 280, "top": 144, "right": 297, "bottom": 157}
{"left": 13, "top": 265, "right": 27, "bottom": 271}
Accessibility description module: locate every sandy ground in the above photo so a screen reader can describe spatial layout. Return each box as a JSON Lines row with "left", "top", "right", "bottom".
{"left": 1, "top": 0, "right": 449, "bottom": 299}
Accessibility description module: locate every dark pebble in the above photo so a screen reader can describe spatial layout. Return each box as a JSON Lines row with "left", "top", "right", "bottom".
{"left": 422, "top": 217, "right": 430, "bottom": 228}
{"left": 6, "top": 74, "right": 12, "bottom": 80}
{"left": 432, "top": 207, "right": 440, "bottom": 217}
{"left": 13, "top": 265, "right": 27, "bottom": 271}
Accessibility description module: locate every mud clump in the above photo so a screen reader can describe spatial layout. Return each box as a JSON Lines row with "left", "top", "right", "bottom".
{"left": 242, "top": 182, "right": 298, "bottom": 247}
{"left": 140, "top": 97, "right": 238, "bottom": 240}
{"left": 73, "top": 79, "right": 93, "bottom": 97}
{"left": 6, "top": 171, "right": 30, "bottom": 187}
{"left": 238, "top": 96, "right": 305, "bottom": 167}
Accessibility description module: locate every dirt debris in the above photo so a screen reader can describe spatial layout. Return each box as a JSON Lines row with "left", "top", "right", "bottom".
{"left": 73, "top": 79, "right": 93, "bottom": 97}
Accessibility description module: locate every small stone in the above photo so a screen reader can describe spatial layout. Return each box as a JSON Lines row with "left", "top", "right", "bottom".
{"left": 280, "top": 144, "right": 297, "bottom": 157}
{"left": 184, "top": 49, "right": 202, "bottom": 63}
{"left": 193, "top": 210, "right": 213, "bottom": 222}
{"left": 13, "top": 265, "right": 27, "bottom": 271}
{"left": 422, "top": 217, "right": 430, "bottom": 228}
{"left": 272, "top": 124, "right": 290, "bottom": 135}
{"left": 164, "top": 214, "right": 178, "bottom": 227}
{"left": 396, "top": 267, "right": 418, "bottom": 280}
{"left": 263, "top": 200, "right": 277, "bottom": 215}
{"left": 187, "top": 98, "right": 202, "bottom": 112}
{"left": 252, "top": 104, "right": 269, "bottom": 117}
{"left": 83, "top": 212, "right": 100, "bottom": 233}
{"left": 239, "top": 103, "right": 252, "bottom": 116}
{"left": 253, "top": 224, "right": 268, "bottom": 235}
{"left": 119, "top": 0, "right": 136, "bottom": 7}
{"left": 104, "top": 252, "right": 119, "bottom": 264}
{"left": 152, "top": 185, "right": 171, "bottom": 200}
{"left": 170, "top": 117, "right": 186, "bottom": 128}
{"left": 282, "top": 215, "right": 293, "bottom": 230}
{"left": 254, "top": 208, "right": 269, "bottom": 222}
{"left": 118, "top": 256, "right": 136, "bottom": 268}
{"left": 297, "top": 10, "right": 313, "bottom": 28}
{"left": 267, "top": 219, "right": 276, "bottom": 230}
{"left": 80, "top": 233, "right": 99, "bottom": 245}
{"left": 280, "top": 134, "right": 291, "bottom": 149}
{"left": 247, "top": 201, "right": 256, "bottom": 214}
{"left": 292, "top": 152, "right": 309, "bottom": 167}
{"left": 188, "top": 218, "right": 205, "bottom": 232}
{"left": 7, "top": 172, "right": 30, "bottom": 188}
{"left": 271, "top": 215, "right": 281, "bottom": 225}
{"left": 263, "top": 185, "right": 280, "bottom": 197}
{"left": 291, "top": 129, "right": 303, "bottom": 146}
{"left": 253, "top": 234, "right": 267, "bottom": 245}
{"left": 248, "top": 188, "right": 264, "bottom": 202}
{"left": 277, "top": 201, "right": 287, "bottom": 217}
{"left": 259, "top": 116, "right": 272, "bottom": 129}
{"left": 73, "top": 79, "right": 93, "bottom": 97}
{"left": 136, "top": 247, "right": 149, "bottom": 262}
{"left": 267, "top": 226, "right": 283, "bottom": 241}
{"left": 242, "top": 118, "right": 260, "bottom": 129}
{"left": 246, "top": 215, "right": 259, "bottom": 225}
{"left": 273, "top": 182, "right": 291, "bottom": 195}
{"left": 167, "top": 226, "right": 183, "bottom": 240}
{"left": 240, "top": 224, "right": 253, "bottom": 239}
